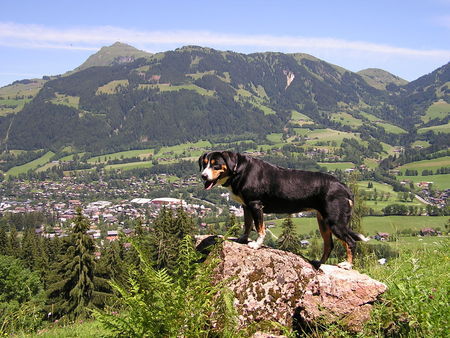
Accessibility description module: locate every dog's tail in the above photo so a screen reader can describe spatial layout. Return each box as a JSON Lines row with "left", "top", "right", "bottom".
{"left": 348, "top": 229, "right": 370, "bottom": 242}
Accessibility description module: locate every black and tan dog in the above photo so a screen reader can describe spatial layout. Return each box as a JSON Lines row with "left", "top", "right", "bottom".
{"left": 199, "top": 151, "right": 369, "bottom": 269}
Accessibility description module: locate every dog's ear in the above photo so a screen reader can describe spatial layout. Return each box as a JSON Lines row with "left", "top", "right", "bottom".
{"left": 198, "top": 153, "right": 207, "bottom": 171}
{"left": 221, "top": 151, "right": 239, "bottom": 173}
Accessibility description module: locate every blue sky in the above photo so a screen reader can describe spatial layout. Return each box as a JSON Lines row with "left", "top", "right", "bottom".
{"left": 1, "top": 0, "right": 449, "bottom": 87}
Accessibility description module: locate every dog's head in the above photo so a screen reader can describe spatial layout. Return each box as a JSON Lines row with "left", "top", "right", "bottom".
{"left": 198, "top": 151, "right": 239, "bottom": 190}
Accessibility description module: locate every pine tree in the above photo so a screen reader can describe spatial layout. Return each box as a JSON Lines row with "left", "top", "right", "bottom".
{"left": 0, "top": 225, "right": 9, "bottom": 256}
{"left": 347, "top": 171, "right": 368, "bottom": 234}
{"left": 149, "top": 207, "right": 196, "bottom": 271}
{"left": 46, "top": 208, "right": 98, "bottom": 320}
{"left": 225, "top": 213, "right": 240, "bottom": 237}
{"left": 8, "top": 226, "right": 20, "bottom": 258}
{"left": 277, "top": 215, "right": 300, "bottom": 254}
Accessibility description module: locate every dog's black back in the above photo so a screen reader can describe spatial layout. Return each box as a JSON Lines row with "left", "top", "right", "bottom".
{"left": 226, "top": 154, "right": 353, "bottom": 215}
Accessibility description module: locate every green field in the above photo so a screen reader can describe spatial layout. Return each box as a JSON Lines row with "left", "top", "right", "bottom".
{"left": 421, "top": 100, "right": 450, "bottom": 123}
{"left": 266, "top": 133, "right": 283, "bottom": 143}
{"left": 105, "top": 160, "right": 154, "bottom": 171}
{"left": 418, "top": 121, "right": 450, "bottom": 134}
{"left": 96, "top": 79, "right": 129, "bottom": 94}
{"left": 268, "top": 215, "right": 448, "bottom": 238}
{"left": 88, "top": 149, "right": 154, "bottom": 163}
{"left": 397, "top": 156, "right": 450, "bottom": 172}
{"left": 376, "top": 122, "right": 407, "bottom": 134}
{"left": 6, "top": 151, "right": 55, "bottom": 177}
{"left": 318, "top": 162, "right": 354, "bottom": 170}
{"left": 399, "top": 173, "right": 450, "bottom": 190}
{"left": 294, "top": 128, "right": 360, "bottom": 145}
{"left": 138, "top": 83, "right": 215, "bottom": 96}
{"left": 330, "top": 112, "right": 363, "bottom": 127}
{"left": 358, "top": 180, "right": 425, "bottom": 211}
{"left": 49, "top": 93, "right": 80, "bottom": 108}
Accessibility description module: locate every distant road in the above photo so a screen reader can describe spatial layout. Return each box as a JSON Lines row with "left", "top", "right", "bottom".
{"left": 415, "top": 194, "right": 432, "bottom": 205}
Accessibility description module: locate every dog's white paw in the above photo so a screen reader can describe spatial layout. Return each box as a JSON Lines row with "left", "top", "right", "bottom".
{"left": 248, "top": 241, "right": 262, "bottom": 249}
{"left": 337, "top": 261, "right": 353, "bottom": 270}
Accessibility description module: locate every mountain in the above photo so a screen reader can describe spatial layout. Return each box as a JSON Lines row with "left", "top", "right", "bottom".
{"left": 357, "top": 68, "right": 408, "bottom": 90}
{"left": 75, "top": 42, "right": 152, "bottom": 71}
{"left": 0, "top": 43, "right": 448, "bottom": 153}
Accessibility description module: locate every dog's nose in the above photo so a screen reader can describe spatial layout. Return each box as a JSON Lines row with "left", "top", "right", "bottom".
{"left": 201, "top": 173, "right": 208, "bottom": 181}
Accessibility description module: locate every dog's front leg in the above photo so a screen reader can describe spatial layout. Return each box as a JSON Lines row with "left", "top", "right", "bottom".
{"left": 247, "top": 201, "right": 265, "bottom": 249}
{"left": 237, "top": 206, "right": 253, "bottom": 244}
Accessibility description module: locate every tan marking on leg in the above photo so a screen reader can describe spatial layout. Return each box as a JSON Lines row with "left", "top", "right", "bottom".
{"left": 340, "top": 240, "right": 353, "bottom": 264}
{"left": 317, "top": 212, "right": 333, "bottom": 264}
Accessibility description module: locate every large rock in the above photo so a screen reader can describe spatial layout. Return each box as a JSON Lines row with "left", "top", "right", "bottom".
{"left": 196, "top": 236, "right": 387, "bottom": 333}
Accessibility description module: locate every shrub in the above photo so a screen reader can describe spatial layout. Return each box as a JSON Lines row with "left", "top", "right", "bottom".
{"left": 95, "top": 235, "right": 241, "bottom": 337}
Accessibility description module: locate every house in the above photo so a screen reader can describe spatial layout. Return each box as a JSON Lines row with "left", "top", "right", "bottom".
{"left": 420, "top": 228, "right": 437, "bottom": 236}
{"left": 106, "top": 230, "right": 119, "bottom": 241}
{"left": 300, "top": 240, "right": 310, "bottom": 247}
{"left": 374, "top": 232, "right": 390, "bottom": 241}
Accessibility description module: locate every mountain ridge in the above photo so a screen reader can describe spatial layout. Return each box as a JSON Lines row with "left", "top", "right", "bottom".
{"left": 0, "top": 44, "right": 448, "bottom": 154}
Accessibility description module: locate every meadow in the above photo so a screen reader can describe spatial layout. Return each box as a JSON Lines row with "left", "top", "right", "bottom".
{"left": 5, "top": 151, "right": 55, "bottom": 177}
{"left": 268, "top": 215, "right": 448, "bottom": 238}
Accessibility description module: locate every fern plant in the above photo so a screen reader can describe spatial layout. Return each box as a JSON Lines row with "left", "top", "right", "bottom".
{"left": 94, "top": 235, "right": 241, "bottom": 337}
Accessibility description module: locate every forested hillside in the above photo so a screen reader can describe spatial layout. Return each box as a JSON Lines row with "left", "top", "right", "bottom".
{"left": 1, "top": 43, "right": 448, "bottom": 154}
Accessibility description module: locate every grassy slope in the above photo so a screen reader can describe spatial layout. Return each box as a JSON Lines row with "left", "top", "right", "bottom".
{"left": 268, "top": 215, "right": 448, "bottom": 237}
{"left": 6, "top": 151, "right": 55, "bottom": 177}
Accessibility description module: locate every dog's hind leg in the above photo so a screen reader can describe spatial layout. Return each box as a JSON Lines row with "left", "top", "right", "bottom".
{"left": 247, "top": 201, "right": 265, "bottom": 249}
{"left": 237, "top": 206, "right": 253, "bottom": 244}
{"left": 318, "top": 212, "right": 334, "bottom": 265}
{"left": 310, "top": 212, "right": 334, "bottom": 268}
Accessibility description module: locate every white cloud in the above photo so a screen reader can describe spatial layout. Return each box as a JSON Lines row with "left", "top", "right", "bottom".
{"left": 1, "top": 21, "right": 449, "bottom": 59}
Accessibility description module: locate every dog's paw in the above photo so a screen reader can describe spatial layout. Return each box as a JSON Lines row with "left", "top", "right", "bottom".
{"left": 236, "top": 236, "right": 249, "bottom": 244}
{"left": 310, "top": 260, "right": 322, "bottom": 269}
{"left": 247, "top": 241, "right": 262, "bottom": 249}
{"left": 337, "top": 261, "right": 353, "bottom": 270}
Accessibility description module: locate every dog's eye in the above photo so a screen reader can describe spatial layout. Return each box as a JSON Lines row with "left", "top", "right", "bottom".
{"left": 213, "top": 165, "right": 222, "bottom": 170}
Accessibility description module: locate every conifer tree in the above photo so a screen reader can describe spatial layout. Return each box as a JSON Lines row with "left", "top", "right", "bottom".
{"left": 277, "top": 214, "right": 300, "bottom": 254}
{"left": 149, "top": 207, "right": 196, "bottom": 271}
{"left": 0, "top": 225, "right": 9, "bottom": 256}
{"left": 46, "top": 208, "right": 99, "bottom": 320}
{"left": 347, "top": 171, "right": 368, "bottom": 234}
{"left": 8, "top": 226, "right": 20, "bottom": 258}
{"left": 225, "top": 213, "right": 240, "bottom": 237}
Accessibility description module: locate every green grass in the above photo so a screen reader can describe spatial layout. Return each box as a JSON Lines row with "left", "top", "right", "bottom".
{"left": 234, "top": 87, "right": 276, "bottom": 115}
{"left": 88, "top": 149, "right": 154, "bottom": 163}
{"left": 376, "top": 122, "right": 407, "bottom": 134}
{"left": 418, "top": 121, "right": 450, "bottom": 134}
{"left": 294, "top": 128, "right": 360, "bottom": 145}
{"left": 268, "top": 215, "right": 448, "bottom": 238}
{"left": 360, "top": 243, "right": 449, "bottom": 337}
{"left": 105, "top": 160, "right": 154, "bottom": 171}
{"left": 266, "top": 133, "right": 283, "bottom": 143}
{"left": 138, "top": 83, "right": 215, "bottom": 96}
{"left": 156, "top": 140, "right": 212, "bottom": 158}
{"left": 49, "top": 93, "right": 80, "bottom": 108}
{"left": 358, "top": 180, "right": 425, "bottom": 211}
{"left": 6, "top": 151, "right": 55, "bottom": 177}
{"left": 420, "top": 100, "right": 450, "bottom": 123}
{"left": 330, "top": 112, "right": 363, "bottom": 127}
{"left": 318, "top": 162, "right": 355, "bottom": 170}
{"left": 400, "top": 173, "right": 450, "bottom": 190}
{"left": 0, "top": 98, "right": 32, "bottom": 116}
{"left": 96, "top": 80, "right": 129, "bottom": 95}
{"left": 18, "top": 320, "right": 107, "bottom": 337}
{"left": 397, "top": 156, "right": 450, "bottom": 172}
